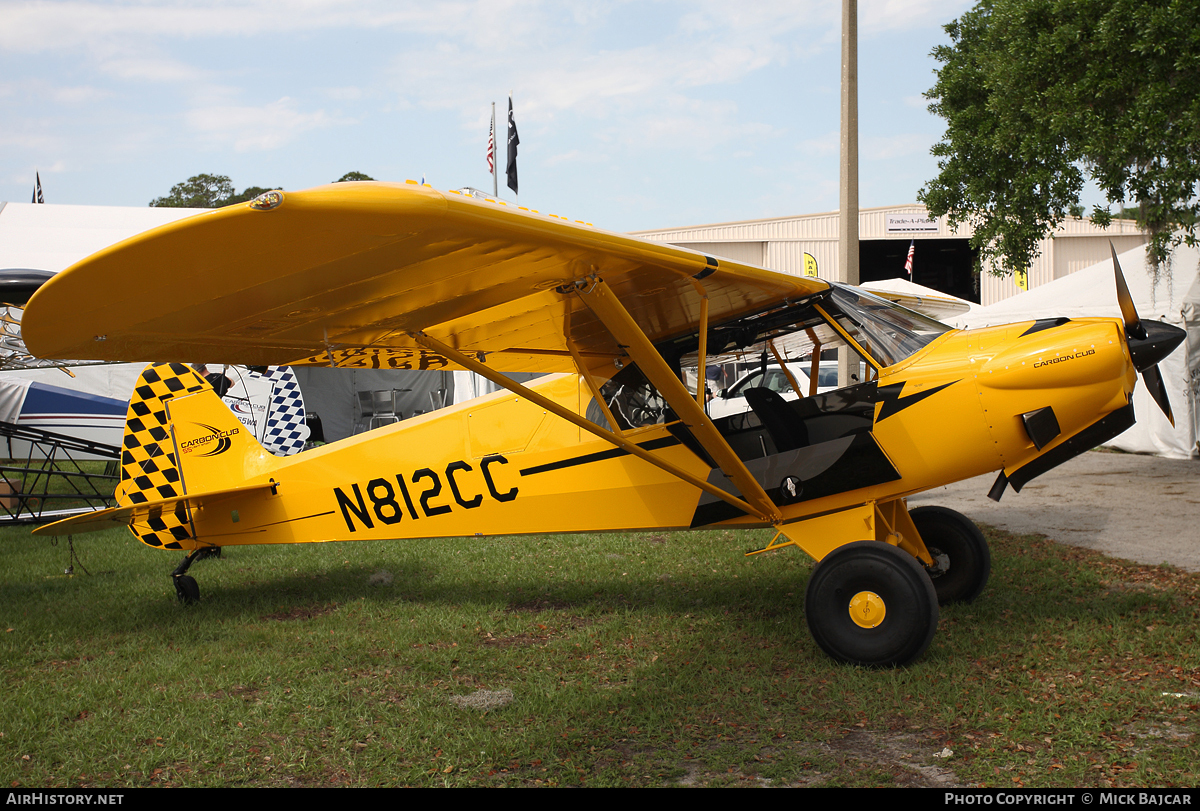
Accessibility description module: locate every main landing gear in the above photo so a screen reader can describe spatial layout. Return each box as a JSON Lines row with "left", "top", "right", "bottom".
{"left": 910, "top": 506, "right": 991, "bottom": 605}
{"left": 805, "top": 541, "right": 939, "bottom": 668}
{"left": 171, "top": 545, "right": 221, "bottom": 604}
{"left": 802, "top": 507, "right": 990, "bottom": 667}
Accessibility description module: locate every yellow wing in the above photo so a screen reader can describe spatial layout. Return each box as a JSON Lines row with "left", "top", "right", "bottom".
{"left": 22, "top": 183, "right": 826, "bottom": 373}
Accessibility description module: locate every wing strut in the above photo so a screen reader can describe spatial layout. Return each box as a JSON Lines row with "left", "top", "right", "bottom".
{"left": 577, "top": 280, "right": 781, "bottom": 523}
{"left": 408, "top": 331, "right": 766, "bottom": 519}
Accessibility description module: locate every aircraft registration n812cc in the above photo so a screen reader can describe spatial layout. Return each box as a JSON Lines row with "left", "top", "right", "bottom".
{"left": 22, "top": 182, "right": 1185, "bottom": 667}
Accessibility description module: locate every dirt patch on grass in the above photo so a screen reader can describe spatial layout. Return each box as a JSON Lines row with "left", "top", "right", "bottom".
{"left": 823, "top": 729, "right": 962, "bottom": 787}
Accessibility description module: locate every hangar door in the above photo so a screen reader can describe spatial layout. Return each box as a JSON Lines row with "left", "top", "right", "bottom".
{"left": 859, "top": 239, "right": 979, "bottom": 304}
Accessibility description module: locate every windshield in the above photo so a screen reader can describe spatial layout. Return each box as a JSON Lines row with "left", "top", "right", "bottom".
{"left": 827, "top": 285, "right": 952, "bottom": 367}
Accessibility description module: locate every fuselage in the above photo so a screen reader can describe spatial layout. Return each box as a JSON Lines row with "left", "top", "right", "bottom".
{"left": 165, "top": 316, "right": 1137, "bottom": 553}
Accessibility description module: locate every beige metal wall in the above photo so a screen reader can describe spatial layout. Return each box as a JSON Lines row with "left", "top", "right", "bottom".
{"left": 634, "top": 205, "right": 1147, "bottom": 306}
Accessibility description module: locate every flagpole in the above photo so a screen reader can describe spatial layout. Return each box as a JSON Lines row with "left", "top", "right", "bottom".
{"left": 491, "top": 102, "right": 498, "bottom": 198}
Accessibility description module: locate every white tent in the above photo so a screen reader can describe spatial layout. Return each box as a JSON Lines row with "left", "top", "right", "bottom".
{"left": 860, "top": 277, "right": 976, "bottom": 322}
{"left": 946, "top": 243, "right": 1200, "bottom": 459}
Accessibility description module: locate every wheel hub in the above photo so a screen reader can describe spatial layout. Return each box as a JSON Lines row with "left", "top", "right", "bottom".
{"left": 926, "top": 546, "right": 951, "bottom": 578}
{"left": 848, "top": 590, "right": 885, "bottom": 628}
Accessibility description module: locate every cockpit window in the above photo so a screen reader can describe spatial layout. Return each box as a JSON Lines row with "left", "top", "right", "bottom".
{"left": 826, "top": 285, "right": 952, "bottom": 368}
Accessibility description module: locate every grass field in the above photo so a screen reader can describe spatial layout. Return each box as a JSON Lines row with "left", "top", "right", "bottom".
{"left": 1, "top": 520, "right": 1196, "bottom": 788}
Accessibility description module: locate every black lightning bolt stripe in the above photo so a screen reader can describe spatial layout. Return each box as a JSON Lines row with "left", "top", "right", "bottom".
{"left": 875, "top": 379, "right": 959, "bottom": 422}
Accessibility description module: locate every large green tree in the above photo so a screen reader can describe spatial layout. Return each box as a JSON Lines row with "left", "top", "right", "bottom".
{"left": 150, "top": 174, "right": 235, "bottom": 208}
{"left": 919, "top": 0, "right": 1200, "bottom": 275}
{"left": 150, "top": 175, "right": 280, "bottom": 208}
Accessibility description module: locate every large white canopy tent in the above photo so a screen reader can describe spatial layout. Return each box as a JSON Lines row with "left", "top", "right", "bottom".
{"left": 946, "top": 242, "right": 1200, "bottom": 459}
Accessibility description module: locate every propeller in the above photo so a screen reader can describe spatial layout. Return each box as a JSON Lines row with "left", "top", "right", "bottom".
{"left": 1110, "top": 243, "right": 1186, "bottom": 427}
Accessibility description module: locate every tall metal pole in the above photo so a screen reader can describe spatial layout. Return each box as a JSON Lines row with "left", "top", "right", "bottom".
{"left": 838, "top": 0, "right": 860, "bottom": 386}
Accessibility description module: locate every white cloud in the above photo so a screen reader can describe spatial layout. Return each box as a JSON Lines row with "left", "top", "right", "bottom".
{"left": 797, "top": 130, "right": 839, "bottom": 157}
{"left": 185, "top": 97, "right": 351, "bottom": 152}
{"left": 862, "top": 132, "right": 935, "bottom": 161}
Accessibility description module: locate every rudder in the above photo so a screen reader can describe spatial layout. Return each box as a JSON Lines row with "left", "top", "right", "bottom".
{"left": 117, "top": 363, "right": 211, "bottom": 549}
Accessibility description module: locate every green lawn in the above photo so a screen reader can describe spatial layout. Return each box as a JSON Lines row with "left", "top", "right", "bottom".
{"left": 1, "top": 520, "right": 1196, "bottom": 787}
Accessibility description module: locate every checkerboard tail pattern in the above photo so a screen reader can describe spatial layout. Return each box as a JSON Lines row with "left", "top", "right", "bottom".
{"left": 116, "top": 363, "right": 210, "bottom": 550}
{"left": 259, "top": 366, "right": 309, "bottom": 456}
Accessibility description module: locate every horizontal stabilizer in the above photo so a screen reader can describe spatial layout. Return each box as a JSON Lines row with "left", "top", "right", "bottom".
{"left": 32, "top": 482, "right": 279, "bottom": 537}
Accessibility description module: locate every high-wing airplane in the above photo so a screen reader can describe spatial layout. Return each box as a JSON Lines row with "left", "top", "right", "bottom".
{"left": 21, "top": 182, "right": 1185, "bottom": 667}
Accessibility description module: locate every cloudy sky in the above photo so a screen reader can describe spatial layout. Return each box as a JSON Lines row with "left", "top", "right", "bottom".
{"left": 2, "top": 0, "right": 977, "bottom": 232}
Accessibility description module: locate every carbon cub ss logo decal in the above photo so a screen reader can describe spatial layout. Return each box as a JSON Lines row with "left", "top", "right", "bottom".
{"left": 333, "top": 455, "right": 518, "bottom": 533}
{"left": 180, "top": 423, "right": 240, "bottom": 456}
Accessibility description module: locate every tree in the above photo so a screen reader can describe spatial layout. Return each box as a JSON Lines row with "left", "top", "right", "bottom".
{"left": 918, "top": 0, "right": 1200, "bottom": 275}
{"left": 334, "top": 171, "right": 374, "bottom": 182}
{"left": 150, "top": 174, "right": 235, "bottom": 208}
{"left": 223, "top": 186, "right": 279, "bottom": 205}
{"left": 150, "top": 175, "right": 280, "bottom": 208}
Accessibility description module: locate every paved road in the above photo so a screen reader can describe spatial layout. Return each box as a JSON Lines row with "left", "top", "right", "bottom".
{"left": 908, "top": 450, "right": 1200, "bottom": 572}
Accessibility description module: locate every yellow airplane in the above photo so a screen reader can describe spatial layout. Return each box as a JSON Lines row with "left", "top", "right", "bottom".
{"left": 22, "top": 182, "right": 1185, "bottom": 667}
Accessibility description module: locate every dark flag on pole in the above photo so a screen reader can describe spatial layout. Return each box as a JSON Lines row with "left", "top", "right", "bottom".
{"left": 506, "top": 94, "right": 519, "bottom": 195}
{"left": 31, "top": 172, "right": 44, "bottom": 204}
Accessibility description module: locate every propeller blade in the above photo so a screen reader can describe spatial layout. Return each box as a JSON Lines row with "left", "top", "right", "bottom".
{"left": 1141, "top": 363, "right": 1176, "bottom": 427}
{"left": 1111, "top": 242, "right": 1145, "bottom": 340}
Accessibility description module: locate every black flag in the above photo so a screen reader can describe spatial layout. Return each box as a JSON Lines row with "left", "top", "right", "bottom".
{"left": 506, "top": 95, "right": 519, "bottom": 195}
{"left": 31, "top": 172, "right": 44, "bottom": 204}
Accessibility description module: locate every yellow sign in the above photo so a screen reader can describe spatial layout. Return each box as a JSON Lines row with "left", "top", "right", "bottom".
{"left": 1015, "top": 269, "right": 1028, "bottom": 291}
{"left": 803, "top": 252, "right": 818, "bottom": 277}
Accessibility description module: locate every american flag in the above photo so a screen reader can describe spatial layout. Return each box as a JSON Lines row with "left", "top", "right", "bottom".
{"left": 904, "top": 239, "right": 915, "bottom": 277}
{"left": 487, "top": 113, "right": 495, "bottom": 175}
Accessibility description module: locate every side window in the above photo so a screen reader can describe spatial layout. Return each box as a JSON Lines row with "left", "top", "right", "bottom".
{"left": 598, "top": 364, "right": 667, "bottom": 429}
{"left": 730, "top": 371, "right": 761, "bottom": 397}
{"left": 764, "top": 370, "right": 791, "bottom": 393}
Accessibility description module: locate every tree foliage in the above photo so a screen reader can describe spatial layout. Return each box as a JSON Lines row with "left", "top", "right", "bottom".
{"left": 150, "top": 175, "right": 281, "bottom": 208}
{"left": 149, "top": 174, "right": 235, "bottom": 208}
{"left": 919, "top": 0, "right": 1200, "bottom": 275}
{"left": 151, "top": 172, "right": 374, "bottom": 208}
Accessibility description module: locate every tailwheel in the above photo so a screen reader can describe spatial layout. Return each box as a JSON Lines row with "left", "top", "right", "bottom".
{"left": 805, "top": 541, "right": 938, "bottom": 667}
{"left": 170, "top": 547, "right": 209, "bottom": 605}
{"left": 910, "top": 506, "right": 990, "bottom": 605}
{"left": 173, "top": 574, "right": 199, "bottom": 604}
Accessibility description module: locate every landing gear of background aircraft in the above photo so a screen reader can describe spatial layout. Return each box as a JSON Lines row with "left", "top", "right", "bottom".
{"left": 805, "top": 541, "right": 939, "bottom": 667}
{"left": 910, "top": 506, "right": 991, "bottom": 605}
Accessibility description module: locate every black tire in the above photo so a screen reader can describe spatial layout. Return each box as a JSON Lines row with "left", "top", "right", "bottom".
{"left": 805, "top": 541, "right": 939, "bottom": 667}
{"left": 174, "top": 574, "right": 200, "bottom": 604}
{"left": 910, "top": 506, "right": 990, "bottom": 605}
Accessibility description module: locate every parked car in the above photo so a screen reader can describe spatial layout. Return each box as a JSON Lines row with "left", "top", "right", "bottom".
{"left": 706, "top": 360, "right": 853, "bottom": 420}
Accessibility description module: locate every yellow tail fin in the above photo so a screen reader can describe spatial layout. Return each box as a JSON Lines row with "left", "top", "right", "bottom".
{"left": 118, "top": 363, "right": 271, "bottom": 550}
